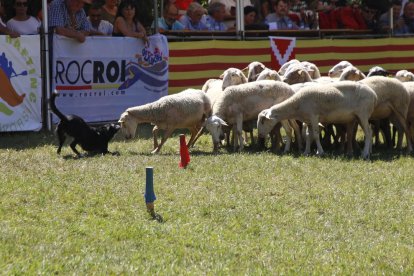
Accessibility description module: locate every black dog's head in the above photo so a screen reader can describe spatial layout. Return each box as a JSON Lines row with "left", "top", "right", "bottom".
{"left": 97, "top": 123, "right": 121, "bottom": 141}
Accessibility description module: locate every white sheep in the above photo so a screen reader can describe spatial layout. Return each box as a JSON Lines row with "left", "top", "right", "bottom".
{"left": 367, "top": 66, "right": 388, "bottom": 77}
{"left": 118, "top": 88, "right": 211, "bottom": 154}
{"left": 205, "top": 80, "right": 301, "bottom": 152}
{"left": 278, "top": 59, "right": 300, "bottom": 76}
{"left": 301, "top": 61, "right": 321, "bottom": 79}
{"left": 338, "top": 65, "right": 366, "bottom": 81}
{"left": 401, "top": 82, "right": 414, "bottom": 145}
{"left": 256, "top": 68, "right": 282, "bottom": 81}
{"left": 221, "top": 67, "right": 248, "bottom": 90}
{"left": 257, "top": 81, "right": 378, "bottom": 159}
{"left": 282, "top": 63, "right": 313, "bottom": 85}
{"left": 328, "top": 61, "right": 353, "bottom": 78}
{"left": 241, "top": 61, "right": 266, "bottom": 82}
{"left": 359, "top": 76, "right": 412, "bottom": 152}
{"left": 395, "top": 70, "right": 414, "bottom": 82}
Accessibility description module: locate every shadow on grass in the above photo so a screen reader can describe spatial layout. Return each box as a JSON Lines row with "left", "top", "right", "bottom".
{"left": 0, "top": 130, "right": 56, "bottom": 150}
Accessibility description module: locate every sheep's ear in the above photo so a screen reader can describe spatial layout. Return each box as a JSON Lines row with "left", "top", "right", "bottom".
{"left": 264, "top": 110, "right": 272, "bottom": 120}
{"left": 241, "top": 66, "right": 249, "bottom": 77}
{"left": 219, "top": 118, "right": 229, "bottom": 127}
{"left": 219, "top": 73, "right": 224, "bottom": 79}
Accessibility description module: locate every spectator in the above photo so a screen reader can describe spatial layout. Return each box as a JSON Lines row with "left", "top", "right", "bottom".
{"left": 153, "top": 3, "right": 185, "bottom": 31}
{"left": 205, "top": 2, "right": 229, "bottom": 30}
{"left": 360, "top": 5, "right": 380, "bottom": 31}
{"left": 6, "top": 0, "right": 41, "bottom": 34}
{"left": 289, "top": 0, "right": 317, "bottom": 29}
{"left": 179, "top": 2, "right": 208, "bottom": 30}
{"left": 88, "top": 2, "right": 113, "bottom": 35}
{"left": 209, "top": 0, "right": 253, "bottom": 28}
{"left": 265, "top": 0, "right": 299, "bottom": 29}
{"left": 334, "top": 0, "right": 369, "bottom": 29}
{"left": 113, "top": 0, "right": 148, "bottom": 42}
{"left": 0, "top": 0, "right": 19, "bottom": 37}
{"left": 394, "top": 1, "right": 414, "bottom": 34}
{"left": 101, "top": 0, "right": 118, "bottom": 24}
{"left": 316, "top": 0, "right": 338, "bottom": 29}
{"left": 379, "top": 0, "right": 402, "bottom": 32}
{"left": 244, "top": 5, "right": 268, "bottom": 29}
{"left": 48, "top": 0, "right": 92, "bottom": 43}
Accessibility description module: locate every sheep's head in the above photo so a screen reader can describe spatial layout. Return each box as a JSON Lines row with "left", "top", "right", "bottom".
{"left": 241, "top": 61, "right": 266, "bottom": 82}
{"left": 367, "top": 66, "right": 388, "bottom": 77}
{"left": 339, "top": 66, "right": 366, "bottom": 81}
{"left": 278, "top": 59, "right": 300, "bottom": 76}
{"left": 118, "top": 110, "right": 138, "bottom": 139}
{"left": 256, "top": 68, "right": 282, "bottom": 81}
{"left": 395, "top": 70, "right": 414, "bottom": 82}
{"left": 257, "top": 109, "right": 279, "bottom": 140}
{"left": 282, "top": 65, "right": 312, "bottom": 85}
{"left": 204, "top": 115, "right": 228, "bottom": 152}
{"left": 328, "top": 61, "right": 353, "bottom": 78}
{"left": 301, "top": 61, "right": 321, "bottom": 79}
{"left": 220, "top": 68, "right": 248, "bottom": 90}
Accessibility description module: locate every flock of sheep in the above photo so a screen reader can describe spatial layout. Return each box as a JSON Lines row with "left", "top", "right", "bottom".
{"left": 117, "top": 59, "right": 414, "bottom": 160}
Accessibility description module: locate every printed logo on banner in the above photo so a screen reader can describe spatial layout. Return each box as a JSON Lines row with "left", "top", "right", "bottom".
{"left": 55, "top": 43, "right": 169, "bottom": 96}
{"left": 0, "top": 52, "right": 26, "bottom": 115}
{"left": 269, "top": 36, "right": 296, "bottom": 70}
{"left": 0, "top": 36, "right": 40, "bottom": 131}
{"left": 119, "top": 46, "right": 168, "bottom": 90}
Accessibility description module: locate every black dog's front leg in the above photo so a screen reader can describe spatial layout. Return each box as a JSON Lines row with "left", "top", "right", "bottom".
{"left": 70, "top": 140, "right": 82, "bottom": 156}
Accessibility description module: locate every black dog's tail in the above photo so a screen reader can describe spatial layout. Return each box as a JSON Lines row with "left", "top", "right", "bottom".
{"left": 49, "top": 91, "right": 67, "bottom": 122}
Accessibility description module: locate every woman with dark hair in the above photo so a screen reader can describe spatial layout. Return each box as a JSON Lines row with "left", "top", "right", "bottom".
{"left": 112, "top": 0, "right": 147, "bottom": 42}
{"left": 6, "top": 0, "right": 41, "bottom": 34}
{"left": 0, "top": 0, "right": 19, "bottom": 36}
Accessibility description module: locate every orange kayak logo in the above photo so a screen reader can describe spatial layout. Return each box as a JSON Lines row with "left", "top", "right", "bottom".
{"left": 0, "top": 52, "right": 26, "bottom": 115}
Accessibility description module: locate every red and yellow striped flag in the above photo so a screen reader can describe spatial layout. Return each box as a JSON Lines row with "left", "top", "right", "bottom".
{"left": 169, "top": 37, "right": 414, "bottom": 94}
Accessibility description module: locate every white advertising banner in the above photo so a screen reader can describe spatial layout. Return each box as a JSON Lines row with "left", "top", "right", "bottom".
{"left": 52, "top": 34, "right": 169, "bottom": 123}
{"left": 0, "top": 35, "right": 42, "bottom": 132}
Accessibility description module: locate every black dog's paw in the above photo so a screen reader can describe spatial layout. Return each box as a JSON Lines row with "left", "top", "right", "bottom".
{"left": 110, "top": 151, "right": 120, "bottom": 156}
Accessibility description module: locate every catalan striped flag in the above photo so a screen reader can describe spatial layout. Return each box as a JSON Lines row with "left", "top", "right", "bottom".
{"left": 168, "top": 37, "right": 414, "bottom": 94}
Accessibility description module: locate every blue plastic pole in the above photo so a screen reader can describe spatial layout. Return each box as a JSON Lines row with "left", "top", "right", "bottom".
{"left": 145, "top": 167, "right": 156, "bottom": 203}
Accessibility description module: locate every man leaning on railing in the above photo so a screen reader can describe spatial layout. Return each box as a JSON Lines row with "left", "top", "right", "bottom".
{"left": 48, "top": 0, "right": 92, "bottom": 43}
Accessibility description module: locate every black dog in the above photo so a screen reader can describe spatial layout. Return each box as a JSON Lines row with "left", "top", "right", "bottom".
{"left": 49, "top": 91, "right": 120, "bottom": 156}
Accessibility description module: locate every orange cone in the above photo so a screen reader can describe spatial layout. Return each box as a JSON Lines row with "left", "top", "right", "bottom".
{"left": 179, "top": 134, "right": 190, "bottom": 168}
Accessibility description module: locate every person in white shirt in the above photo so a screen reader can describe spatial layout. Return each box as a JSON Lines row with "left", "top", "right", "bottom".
{"left": 6, "top": 0, "right": 41, "bottom": 34}
{"left": 88, "top": 2, "right": 113, "bottom": 36}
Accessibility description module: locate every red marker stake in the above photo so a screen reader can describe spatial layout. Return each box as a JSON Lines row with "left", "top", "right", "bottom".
{"left": 179, "top": 134, "right": 190, "bottom": 169}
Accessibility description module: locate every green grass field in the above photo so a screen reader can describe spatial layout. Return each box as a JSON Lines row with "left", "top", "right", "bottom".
{"left": 0, "top": 128, "right": 413, "bottom": 274}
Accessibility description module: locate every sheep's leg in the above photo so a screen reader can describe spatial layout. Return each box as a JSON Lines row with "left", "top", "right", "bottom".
{"left": 281, "top": 120, "right": 292, "bottom": 153}
{"left": 249, "top": 131, "right": 255, "bottom": 146}
{"left": 152, "top": 126, "right": 159, "bottom": 150}
{"left": 151, "top": 128, "right": 174, "bottom": 154}
{"left": 187, "top": 126, "right": 200, "bottom": 148}
{"left": 392, "top": 112, "right": 413, "bottom": 153}
{"left": 311, "top": 118, "right": 324, "bottom": 156}
{"left": 269, "top": 124, "right": 282, "bottom": 152}
{"left": 235, "top": 114, "right": 244, "bottom": 151}
{"left": 358, "top": 117, "right": 372, "bottom": 160}
{"left": 345, "top": 121, "right": 356, "bottom": 157}
{"left": 290, "top": 119, "right": 302, "bottom": 152}
{"left": 189, "top": 126, "right": 204, "bottom": 148}
{"left": 303, "top": 123, "right": 312, "bottom": 156}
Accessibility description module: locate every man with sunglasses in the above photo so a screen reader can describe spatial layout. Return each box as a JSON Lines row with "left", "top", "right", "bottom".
{"left": 6, "top": 0, "right": 41, "bottom": 34}
{"left": 48, "top": 0, "right": 92, "bottom": 42}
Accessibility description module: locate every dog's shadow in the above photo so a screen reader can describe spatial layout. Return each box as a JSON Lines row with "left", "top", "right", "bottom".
{"left": 61, "top": 151, "right": 121, "bottom": 160}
